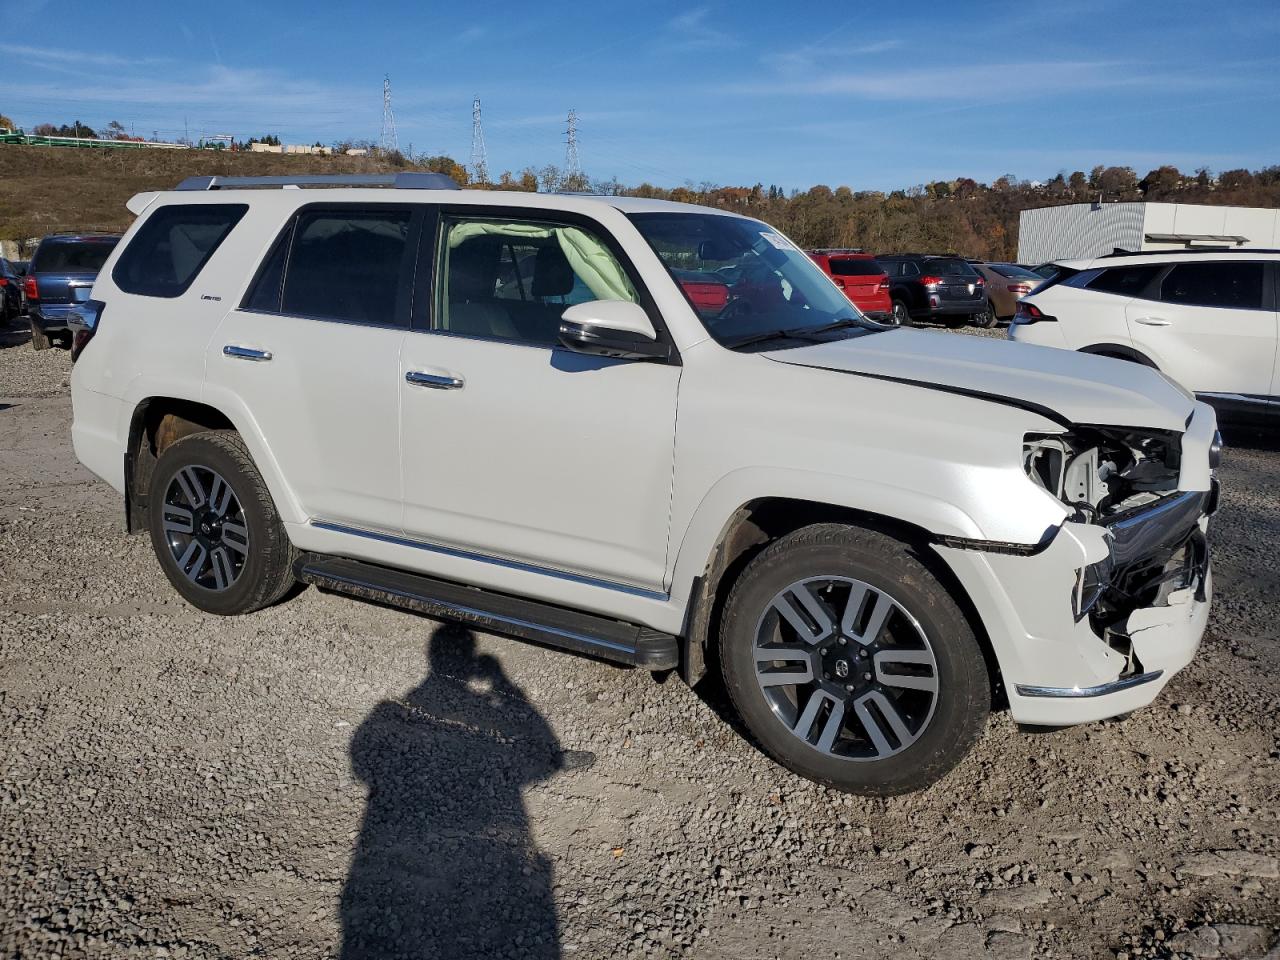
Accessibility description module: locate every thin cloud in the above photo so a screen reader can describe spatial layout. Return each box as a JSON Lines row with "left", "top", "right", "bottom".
{"left": 0, "top": 42, "right": 169, "bottom": 68}
{"left": 664, "top": 7, "right": 738, "bottom": 51}
{"left": 454, "top": 25, "right": 486, "bottom": 45}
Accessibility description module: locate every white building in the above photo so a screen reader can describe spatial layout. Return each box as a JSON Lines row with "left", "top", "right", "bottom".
{"left": 1018, "top": 201, "right": 1280, "bottom": 264}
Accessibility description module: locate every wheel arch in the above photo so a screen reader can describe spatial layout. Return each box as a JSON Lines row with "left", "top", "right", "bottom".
{"left": 123, "top": 395, "right": 302, "bottom": 533}
{"left": 676, "top": 492, "right": 1001, "bottom": 700}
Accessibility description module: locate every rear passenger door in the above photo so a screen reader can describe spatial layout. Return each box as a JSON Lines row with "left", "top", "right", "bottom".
{"left": 1124, "top": 259, "right": 1277, "bottom": 401}
{"left": 397, "top": 207, "right": 681, "bottom": 596}
{"left": 205, "top": 204, "right": 420, "bottom": 531}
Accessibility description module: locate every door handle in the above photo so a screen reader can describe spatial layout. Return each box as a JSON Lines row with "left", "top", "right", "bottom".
{"left": 1133, "top": 317, "right": 1172, "bottom": 327}
{"left": 405, "top": 370, "right": 464, "bottom": 390}
{"left": 223, "top": 344, "right": 273, "bottom": 361}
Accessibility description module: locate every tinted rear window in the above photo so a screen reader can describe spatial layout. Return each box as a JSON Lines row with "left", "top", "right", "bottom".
{"left": 32, "top": 238, "right": 118, "bottom": 273}
{"left": 1159, "top": 261, "right": 1265, "bottom": 310}
{"left": 827, "top": 258, "right": 884, "bottom": 277}
{"left": 1086, "top": 264, "right": 1163, "bottom": 297}
{"left": 923, "top": 259, "right": 977, "bottom": 277}
{"left": 113, "top": 204, "right": 247, "bottom": 298}
{"left": 279, "top": 208, "right": 413, "bottom": 325}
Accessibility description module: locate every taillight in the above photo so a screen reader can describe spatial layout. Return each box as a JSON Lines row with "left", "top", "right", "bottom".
{"left": 1008, "top": 283, "right": 1032, "bottom": 294}
{"left": 974, "top": 276, "right": 985, "bottom": 286}
{"left": 1013, "top": 301, "right": 1055, "bottom": 325}
{"left": 23, "top": 275, "right": 38, "bottom": 300}
{"left": 0, "top": 278, "right": 8, "bottom": 287}
{"left": 679, "top": 279, "right": 730, "bottom": 314}
{"left": 68, "top": 299, "right": 105, "bottom": 362}
{"left": 832, "top": 276, "right": 846, "bottom": 288}
{"left": 919, "top": 275, "right": 942, "bottom": 287}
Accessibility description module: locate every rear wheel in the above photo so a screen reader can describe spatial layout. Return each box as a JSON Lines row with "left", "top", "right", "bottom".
{"left": 975, "top": 303, "right": 999, "bottom": 328}
{"left": 719, "top": 523, "right": 990, "bottom": 795}
{"left": 29, "top": 319, "right": 50, "bottom": 350}
{"left": 148, "top": 431, "right": 297, "bottom": 615}
{"left": 890, "top": 300, "right": 912, "bottom": 326}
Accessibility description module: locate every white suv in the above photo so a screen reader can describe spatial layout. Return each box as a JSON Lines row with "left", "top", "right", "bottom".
{"left": 1009, "top": 251, "right": 1279, "bottom": 427}
{"left": 70, "top": 174, "right": 1220, "bottom": 794}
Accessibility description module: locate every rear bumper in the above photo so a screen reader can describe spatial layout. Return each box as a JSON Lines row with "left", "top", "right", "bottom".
{"left": 30, "top": 305, "right": 74, "bottom": 333}
{"left": 915, "top": 300, "right": 985, "bottom": 317}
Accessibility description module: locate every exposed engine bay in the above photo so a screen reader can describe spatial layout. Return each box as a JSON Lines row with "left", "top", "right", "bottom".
{"left": 1023, "top": 426, "right": 1183, "bottom": 521}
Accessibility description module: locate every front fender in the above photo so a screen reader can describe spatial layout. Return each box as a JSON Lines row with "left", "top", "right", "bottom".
{"left": 668, "top": 465, "right": 990, "bottom": 603}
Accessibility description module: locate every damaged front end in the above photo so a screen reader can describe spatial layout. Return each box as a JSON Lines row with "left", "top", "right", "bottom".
{"left": 1022, "top": 424, "right": 1218, "bottom": 680}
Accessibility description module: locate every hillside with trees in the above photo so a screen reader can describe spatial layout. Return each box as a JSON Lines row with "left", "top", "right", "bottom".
{"left": 1, "top": 142, "right": 1277, "bottom": 261}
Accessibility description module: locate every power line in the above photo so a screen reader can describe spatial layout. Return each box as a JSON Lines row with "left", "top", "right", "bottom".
{"left": 565, "top": 108, "right": 581, "bottom": 179}
{"left": 380, "top": 75, "right": 398, "bottom": 153}
{"left": 470, "top": 97, "right": 489, "bottom": 184}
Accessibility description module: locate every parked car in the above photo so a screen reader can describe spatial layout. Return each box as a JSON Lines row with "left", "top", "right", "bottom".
{"left": 70, "top": 174, "right": 1218, "bottom": 795}
{"left": 971, "top": 262, "right": 1046, "bottom": 325}
{"left": 805, "top": 249, "right": 892, "bottom": 321}
{"left": 13, "top": 260, "right": 30, "bottom": 315}
{"left": 1009, "top": 250, "right": 1279, "bottom": 427}
{"left": 25, "top": 233, "right": 121, "bottom": 349}
{"left": 0, "top": 258, "right": 23, "bottom": 324}
{"left": 876, "top": 254, "right": 989, "bottom": 327}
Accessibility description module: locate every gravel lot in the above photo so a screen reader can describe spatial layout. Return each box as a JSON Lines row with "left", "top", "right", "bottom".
{"left": 2, "top": 322, "right": 1277, "bottom": 960}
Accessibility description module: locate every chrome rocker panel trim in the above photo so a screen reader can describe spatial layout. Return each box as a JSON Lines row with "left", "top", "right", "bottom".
{"left": 1015, "top": 670, "right": 1164, "bottom": 699}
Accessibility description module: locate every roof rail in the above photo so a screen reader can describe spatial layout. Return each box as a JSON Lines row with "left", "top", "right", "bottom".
{"left": 1099, "top": 247, "right": 1280, "bottom": 258}
{"left": 174, "top": 172, "right": 459, "bottom": 191}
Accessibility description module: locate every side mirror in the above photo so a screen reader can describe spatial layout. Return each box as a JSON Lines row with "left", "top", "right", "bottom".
{"left": 558, "top": 300, "right": 670, "bottom": 361}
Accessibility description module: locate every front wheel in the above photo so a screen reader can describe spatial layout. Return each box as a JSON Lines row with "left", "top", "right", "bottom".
{"left": 148, "top": 430, "right": 297, "bottom": 615}
{"left": 719, "top": 523, "right": 990, "bottom": 795}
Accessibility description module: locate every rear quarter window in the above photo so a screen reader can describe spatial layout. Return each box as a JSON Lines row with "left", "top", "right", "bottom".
{"left": 113, "top": 204, "right": 247, "bottom": 298}
{"left": 1085, "top": 264, "right": 1163, "bottom": 298}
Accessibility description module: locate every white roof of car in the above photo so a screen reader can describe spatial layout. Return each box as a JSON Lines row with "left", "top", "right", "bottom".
{"left": 1057, "top": 249, "right": 1280, "bottom": 270}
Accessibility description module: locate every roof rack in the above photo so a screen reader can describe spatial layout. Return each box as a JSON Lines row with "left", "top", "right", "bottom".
{"left": 174, "top": 172, "right": 459, "bottom": 191}
{"left": 1099, "top": 247, "right": 1280, "bottom": 258}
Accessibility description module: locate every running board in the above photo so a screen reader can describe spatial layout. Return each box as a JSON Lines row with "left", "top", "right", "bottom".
{"left": 294, "top": 554, "right": 679, "bottom": 670}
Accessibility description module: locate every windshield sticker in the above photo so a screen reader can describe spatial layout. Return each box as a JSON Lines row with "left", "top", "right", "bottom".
{"left": 760, "top": 232, "right": 791, "bottom": 251}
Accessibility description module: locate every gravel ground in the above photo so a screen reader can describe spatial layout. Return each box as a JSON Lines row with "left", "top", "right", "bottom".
{"left": 1, "top": 321, "right": 1277, "bottom": 960}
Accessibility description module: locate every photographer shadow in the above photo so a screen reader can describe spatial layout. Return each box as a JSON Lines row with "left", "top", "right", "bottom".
{"left": 340, "top": 625, "right": 570, "bottom": 959}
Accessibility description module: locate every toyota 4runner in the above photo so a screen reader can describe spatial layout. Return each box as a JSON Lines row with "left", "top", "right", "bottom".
{"left": 70, "top": 173, "right": 1220, "bottom": 795}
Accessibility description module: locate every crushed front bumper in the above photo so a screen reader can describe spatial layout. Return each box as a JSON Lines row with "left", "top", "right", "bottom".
{"left": 936, "top": 485, "right": 1215, "bottom": 727}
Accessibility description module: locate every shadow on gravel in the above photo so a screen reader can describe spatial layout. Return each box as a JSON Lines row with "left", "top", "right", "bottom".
{"left": 340, "top": 624, "right": 569, "bottom": 960}
{"left": 0, "top": 325, "right": 32, "bottom": 349}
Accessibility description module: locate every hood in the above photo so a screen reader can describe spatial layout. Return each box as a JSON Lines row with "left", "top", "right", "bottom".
{"left": 763, "top": 329, "right": 1195, "bottom": 432}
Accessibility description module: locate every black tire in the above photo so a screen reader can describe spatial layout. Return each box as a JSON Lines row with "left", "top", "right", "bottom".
{"left": 890, "top": 300, "right": 912, "bottom": 326}
{"left": 719, "top": 523, "right": 990, "bottom": 795}
{"left": 30, "top": 318, "right": 50, "bottom": 350}
{"left": 148, "top": 430, "right": 297, "bottom": 615}
{"left": 976, "top": 303, "right": 999, "bottom": 328}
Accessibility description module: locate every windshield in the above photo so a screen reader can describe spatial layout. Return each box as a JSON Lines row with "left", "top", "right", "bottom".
{"left": 629, "top": 212, "right": 884, "bottom": 348}
{"left": 991, "top": 264, "right": 1042, "bottom": 280}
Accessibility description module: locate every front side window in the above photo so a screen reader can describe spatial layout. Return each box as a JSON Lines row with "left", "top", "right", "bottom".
{"left": 279, "top": 208, "right": 413, "bottom": 325}
{"left": 437, "top": 216, "right": 639, "bottom": 346}
{"left": 630, "top": 212, "right": 885, "bottom": 349}
{"left": 113, "top": 204, "right": 246, "bottom": 297}
{"left": 1159, "top": 261, "right": 1265, "bottom": 310}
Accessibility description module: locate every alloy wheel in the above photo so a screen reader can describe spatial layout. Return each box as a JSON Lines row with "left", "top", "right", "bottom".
{"left": 753, "top": 576, "right": 939, "bottom": 760}
{"left": 161, "top": 465, "right": 250, "bottom": 591}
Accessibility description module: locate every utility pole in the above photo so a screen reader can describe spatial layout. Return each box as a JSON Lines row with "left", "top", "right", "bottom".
{"left": 565, "top": 108, "right": 581, "bottom": 182}
{"left": 380, "top": 75, "right": 398, "bottom": 154}
{"left": 470, "top": 97, "right": 489, "bottom": 184}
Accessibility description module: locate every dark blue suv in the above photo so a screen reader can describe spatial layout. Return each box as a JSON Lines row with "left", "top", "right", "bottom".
{"left": 26, "top": 234, "right": 120, "bottom": 349}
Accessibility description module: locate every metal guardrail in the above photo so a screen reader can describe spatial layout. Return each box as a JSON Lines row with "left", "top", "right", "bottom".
{"left": 174, "top": 173, "right": 459, "bottom": 191}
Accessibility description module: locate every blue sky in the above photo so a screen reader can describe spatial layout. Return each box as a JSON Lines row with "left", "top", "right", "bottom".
{"left": 2, "top": 0, "right": 1278, "bottom": 191}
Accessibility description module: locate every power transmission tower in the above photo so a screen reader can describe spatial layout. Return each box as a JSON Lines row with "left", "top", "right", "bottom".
{"left": 380, "top": 75, "right": 398, "bottom": 154}
{"left": 470, "top": 97, "right": 489, "bottom": 184}
{"left": 564, "top": 109, "right": 581, "bottom": 181}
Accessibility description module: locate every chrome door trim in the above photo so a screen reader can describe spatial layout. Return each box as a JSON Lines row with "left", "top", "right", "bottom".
{"left": 405, "top": 370, "right": 464, "bottom": 389}
{"left": 223, "top": 344, "right": 273, "bottom": 362}
{"left": 308, "top": 519, "right": 670, "bottom": 601}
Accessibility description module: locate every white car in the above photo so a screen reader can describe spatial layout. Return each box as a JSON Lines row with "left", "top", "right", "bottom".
{"left": 69, "top": 174, "right": 1219, "bottom": 795}
{"left": 1009, "top": 251, "right": 1279, "bottom": 426}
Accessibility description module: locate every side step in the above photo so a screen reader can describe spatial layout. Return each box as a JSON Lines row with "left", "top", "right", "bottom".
{"left": 294, "top": 554, "right": 680, "bottom": 670}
